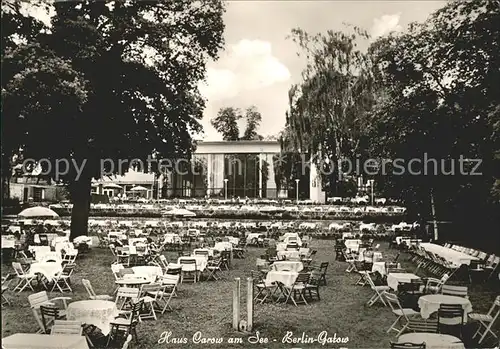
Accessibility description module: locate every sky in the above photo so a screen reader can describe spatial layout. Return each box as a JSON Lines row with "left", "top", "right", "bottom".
{"left": 19, "top": 0, "right": 447, "bottom": 141}
{"left": 198, "top": 0, "right": 447, "bottom": 141}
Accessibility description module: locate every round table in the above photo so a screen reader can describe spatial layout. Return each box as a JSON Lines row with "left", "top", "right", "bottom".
{"left": 398, "top": 333, "right": 464, "bottom": 349}
{"left": 265, "top": 271, "right": 298, "bottom": 287}
{"left": 131, "top": 266, "right": 163, "bottom": 282}
{"left": 271, "top": 261, "right": 304, "bottom": 272}
{"left": 418, "top": 294, "right": 472, "bottom": 320}
{"left": 115, "top": 278, "right": 150, "bottom": 288}
{"left": 30, "top": 262, "right": 62, "bottom": 280}
{"left": 276, "top": 250, "right": 300, "bottom": 260}
{"left": 67, "top": 300, "right": 119, "bottom": 335}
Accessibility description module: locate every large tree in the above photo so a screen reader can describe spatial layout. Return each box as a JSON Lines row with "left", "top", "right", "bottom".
{"left": 2, "top": 0, "right": 225, "bottom": 239}
{"left": 279, "top": 26, "right": 377, "bottom": 197}
{"left": 368, "top": 0, "right": 499, "bottom": 247}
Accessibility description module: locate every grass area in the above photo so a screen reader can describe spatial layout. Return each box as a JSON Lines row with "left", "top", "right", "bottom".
{"left": 2, "top": 240, "right": 499, "bottom": 348}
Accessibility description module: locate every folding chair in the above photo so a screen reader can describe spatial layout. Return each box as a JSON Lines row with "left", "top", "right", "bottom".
{"left": 179, "top": 258, "right": 197, "bottom": 283}
{"left": 115, "top": 287, "right": 140, "bottom": 312}
{"left": 107, "top": 300, "right": 143, "bottom": 346}
{"left": 50, "top": 320, "right": 83, "bottom": 335}
{"left": 40, "top": 305, "right": 65, "bottom": 334}
{"left": 12, "top": 262, "right": 36, "bottom": 292}
{"left": 344, "top": 252, "right": 358, "bottom": 273}
{"left": 250, "top": 271, "right": 276, "bottom": 304}
{"left": 51, "top": 263, "right": 75, "bottom": 293}
{"left": 305, "top": 270, "right": 321, "bottom": 301}
{"left": 366, "top": 272, "right": 390, "bottom": 307}
{"left": 205, "top": 257, "right": 223, "bottom": 281}
{"left": 157, "top": 274, "right": 179, "bottom": 313}
{"left": 28, "top": 291, "right": 71, "bottom": 333}
{"left": 138, "top": 283, "right": 162, "bottom": 320}
{"left": 316, "top": 262, "right": 329, "bottom": 286}
{"left": 404, "top": 318, "right": 438, "bottom": 333}
{"left": 1, "top": 273, "right": 16, "bottom": 306}
{"left": 469, "top": 295, "right": 500, "bottom": 344}
{"left": 282, "top": 273, "right": 310, "bottom": 306}
{"left": 438, "top": 304, "right": 464, "bottom": 339}
{"left": 82, "top": 279, "right": 113, "bottom": 301}
{"left": 383, "top": 291, "right": 420, "bottom": 335}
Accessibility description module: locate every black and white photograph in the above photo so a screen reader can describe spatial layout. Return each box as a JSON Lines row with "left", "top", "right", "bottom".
{"left": 1, "top": 0, "right": 499, "bottom": 348}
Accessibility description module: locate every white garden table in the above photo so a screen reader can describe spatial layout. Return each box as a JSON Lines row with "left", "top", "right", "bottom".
{"left": 67, "top": 300, "right": 119, "bottom": 336}
{"left": 271, "top": 261, "right": 304, "bottom": 272}
{"left": 265, "top": 270, "right": 298, "bottom": 287}
{"left": 386, "top": 273, "right": 420, "bottom": 291}
{"left": 2, "top": 333, "right": 89, "bottom": 349}
{"left": 398, "top": 333, "right": 464, "bottom": 349}
{"left": 418, "top": 294, "right": 472, "bottom": 322}
{"left": 420, "top": 243, "right": 478, "bottom": 266}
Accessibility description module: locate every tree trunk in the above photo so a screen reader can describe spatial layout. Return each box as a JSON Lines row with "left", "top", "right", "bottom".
{"left": 69, "top": 175, "right": 92, "bottom": 241}
{"left": 430, "top": 188, "right": 439, "bottom": 241}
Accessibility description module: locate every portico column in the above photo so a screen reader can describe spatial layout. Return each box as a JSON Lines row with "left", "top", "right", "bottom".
{"left": 206, "top": 154, "right": 212, "bottom": 196}
{"left": 258, "top": 153, "right": 263, "bottom": 198}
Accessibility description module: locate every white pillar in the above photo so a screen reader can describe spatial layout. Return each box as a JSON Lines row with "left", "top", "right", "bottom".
{"left": 206, "top": 154, "right": 212, "bottom": 196}
{"left": 266, "top": 154, "right": 277, "bottom": 198}
{"left": 309, "top": 162, "right": 324, "bottom": 203}
{"left": 258, "top": 153, "right": 263, "bottom": 198}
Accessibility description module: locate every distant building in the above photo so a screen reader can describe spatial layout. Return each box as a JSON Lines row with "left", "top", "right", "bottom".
{"left": 9, "top": 175, "right": 66, "bottom": 203}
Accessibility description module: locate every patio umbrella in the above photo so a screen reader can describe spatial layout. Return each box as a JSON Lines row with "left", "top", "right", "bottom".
{"left": 103, "top": 183, "right": 123, "bottom": 189}
{"left": 130, "top": 185, "right": 148, "bottom": 191}
{"left": 163, "top": 208, "right": 196, "bottom": 217}
{"left": 18, "top": 206, "right": 60, "bottom": 219}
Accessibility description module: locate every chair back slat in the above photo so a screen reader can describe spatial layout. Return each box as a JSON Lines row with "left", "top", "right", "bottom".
{"left": 390, "top": 342, "right": 426, "bottom": 349}
{"left": 51, "top": 320, "right": 83, "bottom": 335}
{"left": 441, "top": 285, "right": 468, "bottom": 298}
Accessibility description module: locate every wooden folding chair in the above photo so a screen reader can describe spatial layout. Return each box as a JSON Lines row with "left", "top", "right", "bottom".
{"left": 51, "top": 263, "right": 75, "bottom": 293}
{"left": 383, "top": 291, "right": 420, "bottom": 335}
{"left": 250, "top": 271, "right": 276, "bottom": 304}
{"left": 366, "top": 272, "right": 390, "bottom": 307}
{"left": 12, "top": 262, "right": 36, "bottom": 293}
{"left": 115, "top": 287, "right": 140, "bottom": 312}
{"left": 157, "top": 274, "right": 179, "bottom": 313}
{"left": 82, "top": 279, "right": 113, "bottom": 301}
{"left": 283, "top": 273, "right": 310, "bottom": 306}
{"left": 469, "top": 295, "right": 500, "bottom": 344}
{"left": 50, "top": 320, "right": 83, "bottom": 335}
{"left": 438, "top": 304, "right": 464, "bottom": 339}
{"left": 1, "top": 273, "right": 16, "bottom": 306}
{"left": 107, "top": 300, "right": 143, "bottom": 346}
{"left": 205, "top": 258, "right": 223, "bottom": 281}
{"left": 28, "top": 291, "right": 71, "bottom": 333}
{"left": 138, "top": 283, "right": 162, "bottom": 320}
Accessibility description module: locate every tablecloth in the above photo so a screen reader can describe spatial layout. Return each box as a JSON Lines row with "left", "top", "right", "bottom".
{"left": 131, "top": 266, "right": 163, "bottom": 282}
{"left": 271, "top": 261, "right": 304, "bottom": 272}
{"left": 277, "top": 250, "right": 301, "bottom": 260}
{"left": 214, "top": 242, "right": 232, "bottom": 251}
{"left": 372, "top": 262, "right": 387, "bottom": 276}
{"left": 28, "top": 246, "right": 51, "bottom": 260}
{"left": 387, "top": 273, "right": 421, "bottom": 291}
{"left": 265, "top": 270, "right": 298, "bottom": 287}
{"left": 2, "top": 333, "right": 89, "bottom": 349}
{"left": 345, "top": 239, "right": 362, "bottom": 252}
{"left": 67, "top": 300, "right": 119, "bottom": 336}
{"left": 2, "top": 236, "right": 16, "bottom": 249}
{"left": 30, "top": 262, "right": 63, "bottom": 280}
{"left": 178, "top": 256, "right": 207, "bottom": 272}
{"left": 358, "top": 251, "right": 383, "bottom": 262}
{"left": 398, "top": 333, "right": 464, "bottom": 349}
{"left": 193, "top": 248, "right": 214, "bottom": 257}
{"left": 418, "top": 294, "right": 472, "bottom": 320}
{"left": 420, "top": 243, "right": 478, "bottom": 266}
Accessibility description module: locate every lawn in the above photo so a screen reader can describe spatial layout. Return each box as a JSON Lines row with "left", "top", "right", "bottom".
{"left": 2, "top": 239, "right": 499, "bottom": 348}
